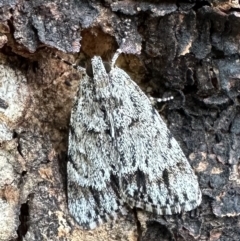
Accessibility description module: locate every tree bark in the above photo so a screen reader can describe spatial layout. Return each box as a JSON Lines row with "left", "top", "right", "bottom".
{"left": 0, "top": 0, "right": 240, "bottom": 240}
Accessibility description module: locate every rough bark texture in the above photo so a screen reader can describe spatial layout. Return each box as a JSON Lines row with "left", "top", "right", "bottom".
{"left": 0, "top": 0, "right": 240, "bottom": 240}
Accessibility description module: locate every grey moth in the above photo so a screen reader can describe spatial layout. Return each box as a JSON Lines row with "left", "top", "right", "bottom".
{"left": 66, "top": 50, "right": 202, "bottom": 229}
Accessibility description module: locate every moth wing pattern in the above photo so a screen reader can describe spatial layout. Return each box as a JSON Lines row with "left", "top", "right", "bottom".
{"left": 67, "top": 62, "right": 126, "bottom": 229}
{"left": 109, "top": 66, "right": 202, "bottom": 215}
{"left": 67, "top": 53, "right": 201, "bottom": 229}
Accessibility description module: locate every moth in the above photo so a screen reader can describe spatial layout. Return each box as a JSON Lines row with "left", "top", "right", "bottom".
{"left": 66, "top": 50, "right": 202, "bottom": 229}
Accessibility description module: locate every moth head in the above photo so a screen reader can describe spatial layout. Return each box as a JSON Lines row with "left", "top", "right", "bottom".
{"left": 87, "top": 56, "right": 111, "bottom": 78}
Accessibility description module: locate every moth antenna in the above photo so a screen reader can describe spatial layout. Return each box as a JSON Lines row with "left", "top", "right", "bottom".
{"left": 149, "top": 96, "right": 174, "bottom": 105}
{"left": 111, "top": 49, "right": 122, "bottom": 68}
{"left": 52, "top": 53, "right": 86, "bottom": 73}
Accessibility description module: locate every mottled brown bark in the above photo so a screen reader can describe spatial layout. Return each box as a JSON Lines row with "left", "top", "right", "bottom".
{"left": 0, "top": 0, "right": 240, "bottom": 240}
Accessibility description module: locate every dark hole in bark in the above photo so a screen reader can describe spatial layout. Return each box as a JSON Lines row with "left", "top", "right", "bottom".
{"left": 21, "top": 171, "right": 27, "bottom": 177}
{"left": 17, "top": 202, "right": 29, "bottom": 240}
{"left": 12, "top": 131, "right": 18, "bottom": 138}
